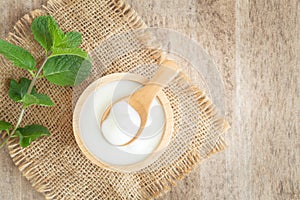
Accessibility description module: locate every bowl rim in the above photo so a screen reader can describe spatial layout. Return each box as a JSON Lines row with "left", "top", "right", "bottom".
{"left": 73, "top": 73, "right": 174, "bottom": 172}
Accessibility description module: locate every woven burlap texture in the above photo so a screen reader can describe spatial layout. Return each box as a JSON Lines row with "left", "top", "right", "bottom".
{"left": 0, "top": 0, "right": 228, "bottom": 199}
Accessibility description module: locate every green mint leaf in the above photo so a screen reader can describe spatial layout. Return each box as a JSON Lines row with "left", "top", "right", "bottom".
{"left": 22, "top": 94, "right": 37, "bottom": 108}
{"left": 31, "top": 94, "right": 54, "bottom": 107}
{"left": 18, "top": 133, "right": 31, "bottom": 148}
{"left": 23, "top": 93, "right": 54, "bottom": 108}
{"left": 57, "top": 32, "right": 82, "bottom": 48}
{"left": 31, "top": 16, "right": 64, "bottom": 51}
{"left": 43, "top": 55, "right": 92, "bottom": 86}
{"left": 50, "top": 47, "right": 89, "bottom": 60}
{"left": 0, "top": 121, "right": 12, "bottom": 131}
{"left": 8, "top": 78, "right": 53, "bottom": 107}
{"left": 8, "top": 78, "right": 35, "bottom": 102}
{"left": 48, "top": 17, "right": 65, "bottom": 48}
{"left": 16, "top": 124, "right": 50, "bottom": 148}
{"left": 0, "top": 39, "right": 36, "bottom": 71}
{"left": 31, "top": 16, "right": 53, "bottom": 51}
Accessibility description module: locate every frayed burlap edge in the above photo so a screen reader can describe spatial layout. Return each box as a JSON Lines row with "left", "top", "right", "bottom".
{"left": 2, "top": 0, "right": 229, "bottom": 199}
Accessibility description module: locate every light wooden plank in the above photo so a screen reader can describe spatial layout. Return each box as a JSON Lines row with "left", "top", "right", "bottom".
{"left": 0, "top": 148, "right": 21, "bottom": 200}
{"left": 238, "top": 0, "right": 299, "bottom": 199}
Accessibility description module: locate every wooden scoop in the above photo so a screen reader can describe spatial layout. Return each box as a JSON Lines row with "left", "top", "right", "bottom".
{"left": 100, "top": 60, "right": 180, "bottom": 146}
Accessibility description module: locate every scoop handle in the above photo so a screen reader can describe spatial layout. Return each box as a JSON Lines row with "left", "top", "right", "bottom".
{"left": 147, "top": 60, "right": 181, "bottom": 88}
{"left": 124, "top": 60, "right": 180, "bottom": 146}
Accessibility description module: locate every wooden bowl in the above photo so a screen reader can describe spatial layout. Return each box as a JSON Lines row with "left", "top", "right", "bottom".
{"left": 73, "top": 73, "right": 173, "bottom": 172}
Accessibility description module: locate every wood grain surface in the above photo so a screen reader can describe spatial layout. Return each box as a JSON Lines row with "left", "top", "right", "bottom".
{"left": 0, "top": 0, "right": 299, "bottom": 199}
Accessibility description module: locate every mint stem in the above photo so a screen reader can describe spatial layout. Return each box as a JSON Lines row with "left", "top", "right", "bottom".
{"left": 27, "top": 56, "right": 49, "bottom": 94}
{"left": 0, "top": 55, "right": 49, "bottom": 148}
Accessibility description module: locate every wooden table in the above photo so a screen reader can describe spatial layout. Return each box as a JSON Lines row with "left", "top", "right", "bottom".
{"left": 0, "top": 0, "right": 299, "bottom": 199}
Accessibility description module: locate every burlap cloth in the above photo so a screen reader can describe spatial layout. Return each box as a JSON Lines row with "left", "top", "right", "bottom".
{"left": 0, "top": 0, "right": 228, "bottom": 199}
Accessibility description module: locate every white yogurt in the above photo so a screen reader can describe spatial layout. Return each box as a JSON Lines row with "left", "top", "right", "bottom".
{"left": 101, "top": 100, "right": 165, "bottom": 148}
{"left": 101, "top": 101, "right": 141, "bottom": 146}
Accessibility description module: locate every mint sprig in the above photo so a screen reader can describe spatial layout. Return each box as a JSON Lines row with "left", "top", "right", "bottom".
{"left": 0, "top": 15, "right": 91, "bottom": 148}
